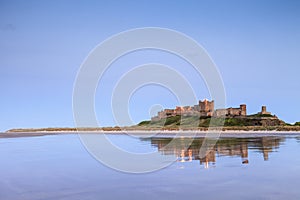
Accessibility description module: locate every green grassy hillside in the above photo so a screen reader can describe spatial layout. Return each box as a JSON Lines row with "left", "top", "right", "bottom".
{"left": 138, "top": 115, "right": 285, "bottom": 128}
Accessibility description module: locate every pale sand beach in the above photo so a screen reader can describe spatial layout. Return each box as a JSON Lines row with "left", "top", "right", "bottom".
{"left": 1, "top": 130, "right": 300, "bottom": 138}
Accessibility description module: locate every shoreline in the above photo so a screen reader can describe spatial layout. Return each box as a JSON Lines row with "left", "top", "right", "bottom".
{"left": 6, "top": 125, "right": 300, "bottom": 133}
{"left": 1, "top": 130, "right": 300, "bottom": 139}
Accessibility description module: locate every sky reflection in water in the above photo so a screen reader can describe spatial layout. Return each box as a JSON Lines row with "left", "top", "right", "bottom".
{"left": 0, "top": 134, "right": 299, "bottom": 200}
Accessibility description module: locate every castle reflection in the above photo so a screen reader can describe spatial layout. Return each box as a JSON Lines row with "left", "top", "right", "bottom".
{"left": 144, "top": 137, "right": 285, "bottom": 168}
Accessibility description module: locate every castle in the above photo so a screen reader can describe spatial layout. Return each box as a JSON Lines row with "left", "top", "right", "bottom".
{"left": 151, "top": 99, "right": 272, "bottom": 121}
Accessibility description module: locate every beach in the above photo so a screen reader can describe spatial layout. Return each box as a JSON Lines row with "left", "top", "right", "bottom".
{"left": 1, "top": 130, "right": 300, "bottom": 139}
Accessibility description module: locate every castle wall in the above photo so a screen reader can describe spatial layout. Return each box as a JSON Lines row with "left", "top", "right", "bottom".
{"left": 228, "top": 108, "right": 241, "bottom": 116}
{"left": 214, "top": 109, "right": 227, "bottom": 117}
{"left": 214, "top": 104, "right": 247, "bottom": 117}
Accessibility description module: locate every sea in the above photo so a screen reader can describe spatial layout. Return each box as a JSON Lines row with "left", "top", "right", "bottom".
{"left": 0, "top": 133, "right": 300, "bottom": 200}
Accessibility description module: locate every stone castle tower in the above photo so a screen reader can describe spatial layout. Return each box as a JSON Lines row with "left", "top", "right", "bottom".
{"left": 259, "top": 106, "right": 271, "bottom": 115}
{"left": 199, "top": 99, "right": 214, "bottom": 117}
{"left": 240, "top": 104, "right": 247, "bottom": 116}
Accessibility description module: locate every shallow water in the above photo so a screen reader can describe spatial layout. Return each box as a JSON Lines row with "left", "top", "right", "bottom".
{"left": 0, "top": 134, "right": 300, "bottom": 200}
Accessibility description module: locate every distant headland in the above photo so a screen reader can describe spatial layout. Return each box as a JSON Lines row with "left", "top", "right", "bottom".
{"left": 3, "top": 99, "right": 300, "bottom": 134}
{"left": 136, "top": 99, "right": 300, "bottom": 131}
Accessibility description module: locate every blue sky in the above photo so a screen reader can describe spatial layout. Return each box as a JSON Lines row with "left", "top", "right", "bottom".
{"left": 0, "top": 0, "right": 300, "bottom": 131}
